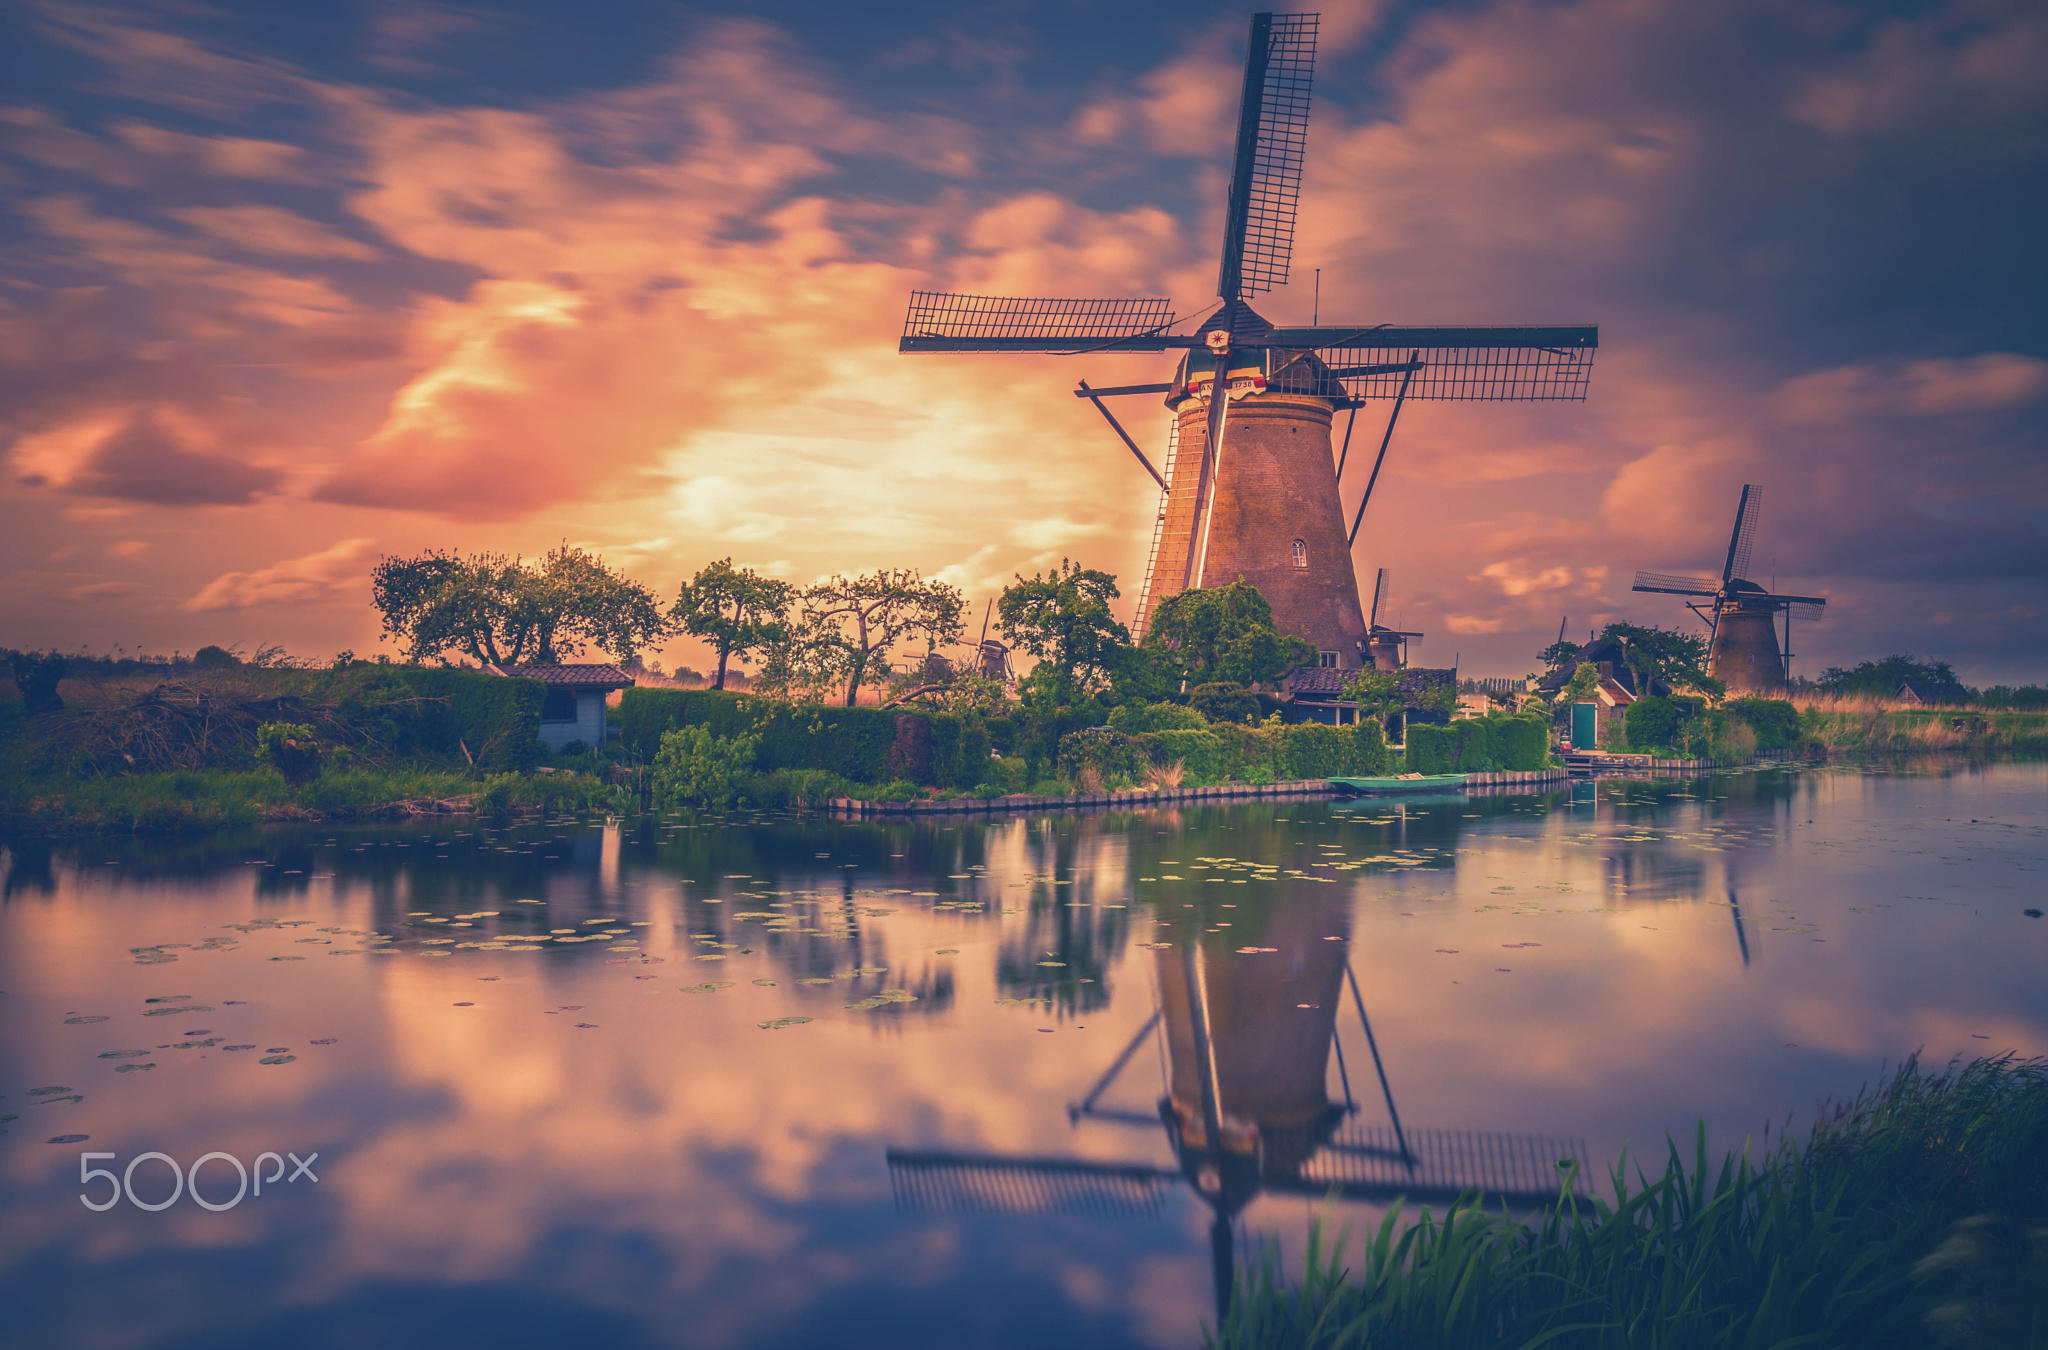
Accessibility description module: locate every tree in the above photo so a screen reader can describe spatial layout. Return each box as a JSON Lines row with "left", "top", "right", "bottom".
{"left": 672, "top": 558, "right": 795, "bottom": 690}
{"left": 1341, "top": 668, "right": 1404, "bottom": 721}
{"left": 1597, "top": 622, "right": 1721, "bottom": 698}
{"left": 1144, "top": 580, "right": 1314, "bottom": 688}
{"left": 803, "top": 569, "right": 965, "bottom": 706}
{"left": 371, "top": 545, "right": 669, "bottom": 667}
{"left": 996, "top": 560, "right": 1130, "bottom": 698}
{"left": 1817, "top": 655, "right": 1967, "bottom": 699}
{"left": 1538, "top": 638, "right": 1581, "bottom": 669}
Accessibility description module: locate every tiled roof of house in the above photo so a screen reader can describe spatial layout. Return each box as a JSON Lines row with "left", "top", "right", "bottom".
{"left": 1285, "top": 666, "right": 1457, "bottom": 703}
{"left": 491, "top": 663, "right": 636, "bottom": 689}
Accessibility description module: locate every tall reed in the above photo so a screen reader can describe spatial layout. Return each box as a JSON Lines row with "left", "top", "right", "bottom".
{"left": 1211, "top": 1055, "right": 2048, "bottom": 1350}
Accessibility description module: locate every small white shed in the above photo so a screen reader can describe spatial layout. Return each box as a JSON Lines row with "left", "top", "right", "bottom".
{"left": 486, "top": 663, "right": 635, "bottom": 752}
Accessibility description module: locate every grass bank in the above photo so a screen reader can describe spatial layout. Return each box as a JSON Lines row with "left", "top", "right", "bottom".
{"left": 1213, "top": 1055, "right": 2048, "bottom": 1350}
{"left": 0, "top": 764, "right": 626, "bottom": 832}
{"left": 1792, "top": 697, "right": 2048, "bottom": 757}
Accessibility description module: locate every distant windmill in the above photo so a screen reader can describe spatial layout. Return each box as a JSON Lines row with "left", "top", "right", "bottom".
{"left": 1363, "top": 568, "right": 1424, "bottom": 671}
{"left": 1630, "top": 485, "right": 1825, "bottom": 694}
{"left": 887, "top": 934, "right": 1585, "bottom": 1325}
{"left": 899, "top": 12, "right": 1598, "bottom": 671}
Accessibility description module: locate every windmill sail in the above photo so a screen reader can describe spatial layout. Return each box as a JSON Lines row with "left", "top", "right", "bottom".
{"left": 1218, "top": 12, "right": 1319, "bottom": 301}
{"left": 1268, "top": 326, "right": 1599, "bottom": 401}
{"left": 1631, "top": 570, "right": 1723, "bottom": 597}
{"left": 1723, "top": 483, "right": 1762, "bottom": 583}
{"left": 900, "top": 292, "right": 1175, "bottom": 352}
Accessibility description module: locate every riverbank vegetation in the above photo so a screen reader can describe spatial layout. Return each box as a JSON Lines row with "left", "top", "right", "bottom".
{"left": 1212, "top": 1055, "right": 2048, "bottom": 1350}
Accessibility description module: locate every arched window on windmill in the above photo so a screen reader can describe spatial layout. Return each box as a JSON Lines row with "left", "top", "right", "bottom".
{"left": 1291, "top": 537, "right": 1308, "bottom": 569}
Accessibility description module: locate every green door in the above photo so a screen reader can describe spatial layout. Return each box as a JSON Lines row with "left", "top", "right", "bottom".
{"left": 1571, "top": 702, "right": 1597, "bottom": 749}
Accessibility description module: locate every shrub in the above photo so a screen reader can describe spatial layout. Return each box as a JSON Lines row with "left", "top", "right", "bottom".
{"left": 1108, "top": 701, "right": 1208, "bottom": 733}
{"left": 1139, "top": 729, "right": 1229, "bottom": 784}
{"left": 256, "top": 721, "right": 321, "bottom": 784}
{"left": 1058, "top": 726, "right": 1143, "bottom": 780}
{"left": 650, "top": 725, "right": 759, "bottom": 809}
{"left": 1624, "top": 695, "right": 1682, "bottom": 751}
{"left": 1728, "top": 696, "right": 1801, "bottom": 750}
{"left": 1189, "top": 682, "right": 1260, "bottom": 725}
{"left": 557, "top": 739, "right": 590, "bottom": 757}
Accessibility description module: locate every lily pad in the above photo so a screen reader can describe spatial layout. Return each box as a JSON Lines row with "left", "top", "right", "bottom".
{"left": 259, "top": 1054, "right": 296, "bottom": 1066}
{"left": 48, "top": 1134, "right": 90, "bottom": 1144}
{"left": 758, "top": 1016, "right": 812, "bottom": 1030}
{"left": 63, "top": 1015, "right": 109, "bottom": 1025}
{"left": 680, "top": 982, "right": 735, "bottom": 994}
{"left": 98, "top": 1049, "right": 150, "bottom": 1059}
{"left": 115, "top": 1062, "right": 157, "bottom": 1073}
{"left": 28, "top": 1086, "right": 72, "bottom": 1096}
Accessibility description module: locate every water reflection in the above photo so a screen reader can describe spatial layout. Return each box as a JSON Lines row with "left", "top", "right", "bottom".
{"left": 3, "top": 763, "right": 2045, "bottom": 1349}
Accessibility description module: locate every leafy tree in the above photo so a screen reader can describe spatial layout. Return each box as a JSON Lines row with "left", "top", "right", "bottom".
{"left": 672, "top": 558, "right": 794, "bottom": 690}
{"left": 1144, "top": 580, "right": 1314, "bottom": 689}
{"left": 1341, "top": 668, "right": 1404, "bottom": 721}
{"left": 803, "top": 569, "right": 965, "bottom": 707}
{"left": 1597, "top": 622, "right": 1721, "bottom": 697}
{"left": 1817, "top": 655, "right": 1968, "bottom": 699}
{"left": 996, "top": 560, "right": 1130, "bottom": 698}
{"left": 371, "top": 545, "right": 668, "bottom": 667}
{"left": 751, "top": 613, "right": 847, "bottom": 704}
{"left": 193, "top": 644, "right": 240, "bottom": 669}
{"left": 1538, "top": 638, "right": 1581, "bottom": 669}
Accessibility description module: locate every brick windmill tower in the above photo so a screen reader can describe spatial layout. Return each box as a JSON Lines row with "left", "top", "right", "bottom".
{"left": 900, "top": 12, "right": 1599, "bottom": 672}
{"left": 1631, "top": 484, "right": 1827, "bottom": 694}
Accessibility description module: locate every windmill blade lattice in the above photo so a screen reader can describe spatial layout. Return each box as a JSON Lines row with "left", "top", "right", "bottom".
{"left": 1724, "top": 483, "right": 1763, "bottom": 583}
{"left": 1267, "top": 326, "right": 1599, "bottom": 401}
{"left": 1219, "top": 12, "right": 1319, "bottom": 300}
{"left": 901, "top": 292, "right": 1176, "bottom": 352}
{"left": 886, "top": 1150, "right": 1178, "bottom": 1219}
{"left": 1631, "top": 570, "right": 1723, "bottom": 597}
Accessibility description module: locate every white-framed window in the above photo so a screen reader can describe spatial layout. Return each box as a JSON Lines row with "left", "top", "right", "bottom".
{"left": 1291, "top": 538, "right": 1308, "bottom": 569}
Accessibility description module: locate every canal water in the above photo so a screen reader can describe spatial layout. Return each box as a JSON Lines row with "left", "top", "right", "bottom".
{"left": 2, "top": 762, "right": 2044, "bottom": 1349}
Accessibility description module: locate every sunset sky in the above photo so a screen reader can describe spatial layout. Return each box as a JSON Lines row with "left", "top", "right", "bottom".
{"left": 2, "top": 0, "right": 2044, "bottom": 681}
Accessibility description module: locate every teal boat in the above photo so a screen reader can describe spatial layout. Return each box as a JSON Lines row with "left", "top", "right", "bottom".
{"left": 1326, "top": 774, "right": 1468, "bottom": 796}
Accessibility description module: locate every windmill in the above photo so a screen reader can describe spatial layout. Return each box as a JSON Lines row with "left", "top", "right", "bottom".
{"left": 1363, "top": 568, "right": 1424, "bottom": 671}
{"left": 887, "top": 925, "right": 1586, "bottom": 1325}
{"left": 1630, "top": 485, "right": 1825, "bottom": 694}
{"left": 899, "top": 12, "right": 1597, "bottom": 672}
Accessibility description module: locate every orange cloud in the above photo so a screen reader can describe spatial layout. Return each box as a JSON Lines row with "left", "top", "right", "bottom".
{"left": 184, "top": 537, "right": 377, "bottom": 611}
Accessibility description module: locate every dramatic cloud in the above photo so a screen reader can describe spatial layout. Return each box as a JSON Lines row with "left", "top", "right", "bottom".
{"left": 184, "top": 537, "right": 377, "bottom": 611}
{"left": 0, "top": 0, "right": 2042, "bottom": 678}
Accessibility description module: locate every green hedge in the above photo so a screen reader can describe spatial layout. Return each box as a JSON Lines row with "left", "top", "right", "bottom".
{"left": 1623, "top": 695, "right": 1682, "bottom": 751}
{"left": 615, "top": 688, "right": 986, "bottom": 788}
{"left": 1407, "top": 714, "right": 1551, "bottom": 773}
{"left": 1129, "top": 718, "right": 1391, "bottom": 785}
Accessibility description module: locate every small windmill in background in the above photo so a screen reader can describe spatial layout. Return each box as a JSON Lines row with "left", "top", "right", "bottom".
{"left": 1630, "top": 485, "right": 1826, "bottom": 693}
{"left": 1362, "top": 568, "right": 1425, "bottom": 671}
{"left": 899, "top": 12, "right": 1598, "bottom": 676}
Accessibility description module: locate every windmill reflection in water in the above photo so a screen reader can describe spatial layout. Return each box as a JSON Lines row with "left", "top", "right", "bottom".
{"left": 886, "top": 894, "right": 1589, "bottom": 1323}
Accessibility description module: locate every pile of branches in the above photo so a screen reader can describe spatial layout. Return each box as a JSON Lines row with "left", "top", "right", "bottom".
{"left": 31, "top": 679, "right": 391, "bottom": 776}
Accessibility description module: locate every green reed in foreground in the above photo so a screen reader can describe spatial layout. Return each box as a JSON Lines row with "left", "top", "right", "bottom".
{"left": 1211, "top": 1056, "right": 2048, "bottom": 1350}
